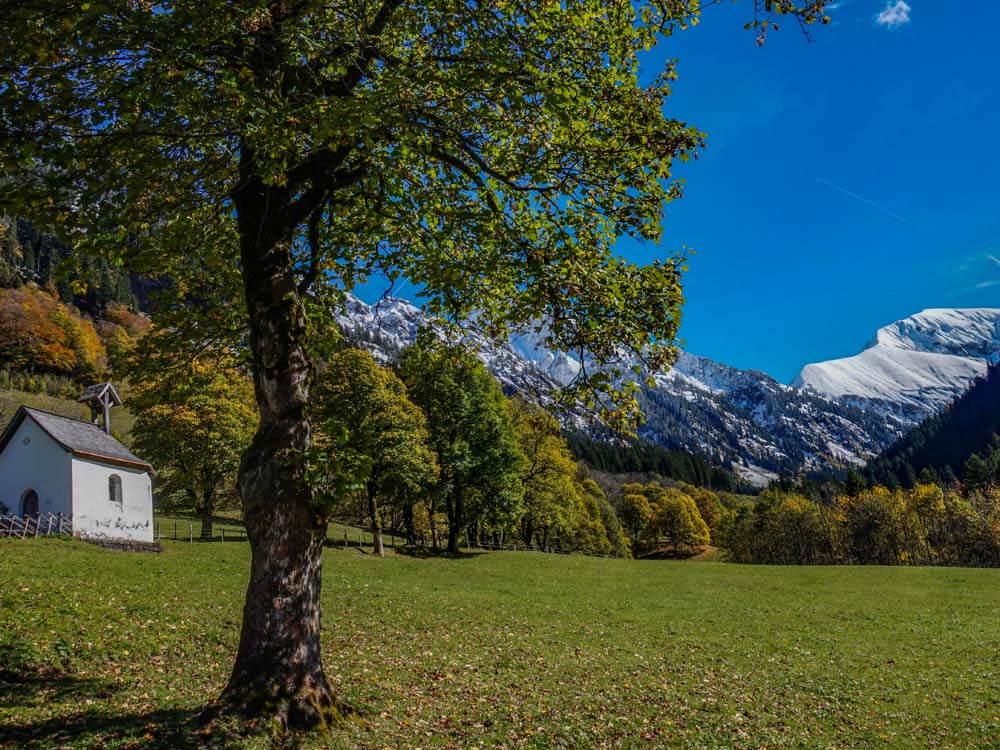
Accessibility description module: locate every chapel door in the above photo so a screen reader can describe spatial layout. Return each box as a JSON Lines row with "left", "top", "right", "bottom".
{"left": 21, "top": 490, "right": 39, "bottom": 517}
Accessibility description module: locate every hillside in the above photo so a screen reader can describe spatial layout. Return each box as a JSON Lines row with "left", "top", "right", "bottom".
{"left": 867, "top": 364, "right": 1000, "bottom": 486}
{"left": 0, "top": 216, "right": 137, "bottom": 316}
{"left": 2, "top": 538, "right": 999, "bottom": 749}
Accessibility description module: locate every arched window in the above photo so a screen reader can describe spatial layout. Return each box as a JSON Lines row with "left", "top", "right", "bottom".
{"left": 21, "top": 489, "right": 39, "bottom": 517}
{"left": 109, "top": 475, "right": 123, "bottom": 506}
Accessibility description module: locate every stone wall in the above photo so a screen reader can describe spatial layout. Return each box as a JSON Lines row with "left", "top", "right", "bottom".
{"left": 79, "top": 535, "right": 163, "bottom": 553}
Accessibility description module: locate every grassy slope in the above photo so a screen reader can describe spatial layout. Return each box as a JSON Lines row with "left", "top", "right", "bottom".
{"left": 2, "top": 539, "right": 1000, "bottom": 750}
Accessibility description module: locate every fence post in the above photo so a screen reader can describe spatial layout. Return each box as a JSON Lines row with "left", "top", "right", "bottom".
{"left": 189, "top": 523, "right": 193, "bottom": 543}
{"left": 343, "top": 528, "right": 348, "bottom": 548}
{"left": 46, "top": 514, "right": 53, "bottom": 535}
{"left": 221, "top": 527, "right": 225, "bottom": 543}
{"left": 174, "top": 520, "right": 177, "bottom": 540}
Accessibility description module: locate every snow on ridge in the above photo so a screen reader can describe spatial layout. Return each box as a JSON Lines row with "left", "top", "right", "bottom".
{"left": 870, "top": 308, "right": 1000, "bottom": 355}
{"left": 795, "top": 308, "right": 1000, "bottom": 424}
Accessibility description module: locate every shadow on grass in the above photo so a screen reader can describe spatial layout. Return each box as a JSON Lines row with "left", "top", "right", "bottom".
{"left": 0, "top": 706, "right": 262, "bottom": 750}
{"left": 391, "top": 545, "right": 485, "bottom": 559}
{"left": 0, "top": 643, "right": 266, "bottom": 749}
{"left": 0, "top": 641, "right": 119, "bottom": 710}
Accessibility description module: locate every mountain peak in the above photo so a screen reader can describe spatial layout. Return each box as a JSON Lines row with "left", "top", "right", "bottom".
{"left": 795, "top": 307, "right": 1000, "bottom": 422}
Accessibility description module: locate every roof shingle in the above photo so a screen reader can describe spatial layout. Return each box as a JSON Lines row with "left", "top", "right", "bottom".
{"left": 9, "top": 407, "right": 152, "bottom": 471}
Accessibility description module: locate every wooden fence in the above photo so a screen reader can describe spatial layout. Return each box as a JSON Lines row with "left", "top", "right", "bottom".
{"left": 155, "top": 520, "right": 247, "bottom": 543}
{"left": 0, "top": 513, "right": 73, "bottom": 539}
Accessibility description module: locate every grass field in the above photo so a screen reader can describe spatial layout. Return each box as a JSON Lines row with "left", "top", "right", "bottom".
{"left": 2, "top": 539, "right": 1000, "bottom": 750}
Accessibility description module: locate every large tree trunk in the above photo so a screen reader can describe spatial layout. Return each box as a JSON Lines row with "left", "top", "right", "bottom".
{"left": 218, "top": 164, "right": 350, "bottom": 729}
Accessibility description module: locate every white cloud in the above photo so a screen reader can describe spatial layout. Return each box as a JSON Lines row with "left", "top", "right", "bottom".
{"left": 975, "top": 280, "right": 999, "bottom": 290}
{"left": 987, "top": 253, "right": 1000, "bottom": 267}
{"left": 876, "top": 1, "right": 911, "bottom": 28}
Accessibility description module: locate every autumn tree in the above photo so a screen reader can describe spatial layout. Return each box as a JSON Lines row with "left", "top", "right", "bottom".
{"left": 621, "top": 489, "right": 655, "bottom": 556}
{"left": 312, "top": 348, "right": 438, "bottom": 556}
{"left": 509, "top": 397, "right": 579, "bottom": 549}
{"left": 570, "top": 475, "right": 617, "bottom": 556}
{"left": 130, "top": 339, "right": 257, "bottom": 540}
{"left": 0, "top": 0, "right": 830, "bottom": 729}
{"left": 399, "top": 341, "right": 522, "bottom": 554}
{"left": 655, "top": 487, "right": 710, "bottom": 551}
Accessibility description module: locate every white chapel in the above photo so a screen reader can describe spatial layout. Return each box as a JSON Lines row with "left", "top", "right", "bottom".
{"left": 0, "top": 383, "right": 154, "bottom": 542}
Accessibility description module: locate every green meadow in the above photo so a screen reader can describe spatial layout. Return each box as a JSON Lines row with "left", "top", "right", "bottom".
{"left": 2, "top": 537, "right": 999, "bottom": 749}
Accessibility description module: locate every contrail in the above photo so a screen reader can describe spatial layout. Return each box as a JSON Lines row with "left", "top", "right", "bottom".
{"left": 798, "top": 169, "right": 934, "bottom": 234}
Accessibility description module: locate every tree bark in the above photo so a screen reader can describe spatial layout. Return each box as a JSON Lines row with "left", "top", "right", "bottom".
{"left": 199, "top": 490, "right": 214, "bottom": 541}
{"left": 447, "top": 482, "right": 463, "bottom": 554}
{"left": 403, "top": 502, "right": 414, "bottom": 545}
{"left": 218, "top": 163, "right": 350, "bottom": 729}
{"left": 520, "top": 515, "right": 533, "bottom": 548}
{"left": 367, "top": 484, "right": 384, "bottom": 557}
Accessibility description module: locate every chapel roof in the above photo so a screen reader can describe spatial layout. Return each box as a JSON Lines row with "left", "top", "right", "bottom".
{"left": 0, "top": 406, "right": 153, "bottom": 473}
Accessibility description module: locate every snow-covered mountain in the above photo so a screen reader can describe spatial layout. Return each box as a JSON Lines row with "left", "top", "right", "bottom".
{"left": 335, "top": 295, "right": 898, "bottom": 483}
{"left": 794, "top": 308, "right": 1000, "bottom": 425}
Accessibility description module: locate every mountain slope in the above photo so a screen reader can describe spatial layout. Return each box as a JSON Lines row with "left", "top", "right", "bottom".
{"left": 336, "top": 295, "right": 897, "bottom": 482}
{"left": 794, "top": 308, "right": 1000, "bottom": 424}
{"left": 866, "top": 364, "right": 1000, "bottom": 486}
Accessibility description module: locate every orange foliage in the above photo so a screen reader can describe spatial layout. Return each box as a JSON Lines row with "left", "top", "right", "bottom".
{"left": 103, "top": 303, "right": 151, "bottom": 338}
{"left": 0, "top": 285, "right": 107, "bottom": 378}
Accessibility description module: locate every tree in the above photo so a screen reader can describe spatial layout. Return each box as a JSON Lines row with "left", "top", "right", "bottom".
{"left": 130, "top": 341, "right": 257, "bottom": 540}
{"left": 311, "top": 348, "right": 438, "bottom": 556}
{"left": 399, "top": 342, "right": 522, "bottom": 555}
{"left": 621, "top": 489, "right": 655, "bottom": 555}
{"left": 571, "top": 475, "right": 616, "bottom": 556}
{"left": 0, "top": 0, "right": 830, "bottom": 729}
{"left": 844, "top": 469, "right": 867, "bottom": 497}
{"left": 655, "top": 487, "right": 710, "bottom": 551}
{"left": 509, "top": 397, "right": 580, "bottom": 549}
{"left": 965, "top": 453, "right": 996, "bottom": 492}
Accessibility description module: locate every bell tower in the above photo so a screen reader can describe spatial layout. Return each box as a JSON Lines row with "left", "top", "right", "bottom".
{"left": 77, "top": 382, "right": 123, "bottom": 435}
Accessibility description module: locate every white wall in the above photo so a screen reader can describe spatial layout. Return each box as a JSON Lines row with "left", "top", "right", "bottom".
{"left": 0, "top": 419, "right": 72, "bottom": 518}
{"left": 71, "top": 457, "right": 153, "bottom": 542}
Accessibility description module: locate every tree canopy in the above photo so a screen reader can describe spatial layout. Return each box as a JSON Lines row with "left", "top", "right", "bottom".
{"left": 398, "top": 341, "right": 523, "bottom": 554}
{"left": 2, "top": 0, "right": 826, "bottom": 425}
{"left": 130, "top": 337, "right": 257, "bottom": 538}
{"left": 311, "top": 347, "right": 438, "bottom": 556}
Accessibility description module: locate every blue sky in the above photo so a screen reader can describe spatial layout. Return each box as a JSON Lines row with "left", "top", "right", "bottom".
{"left": 627, "top": 0, "right": 1000, "bottom": 382}
{"left": 359, "top": 1, "right": 1000, "bottom": 384}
